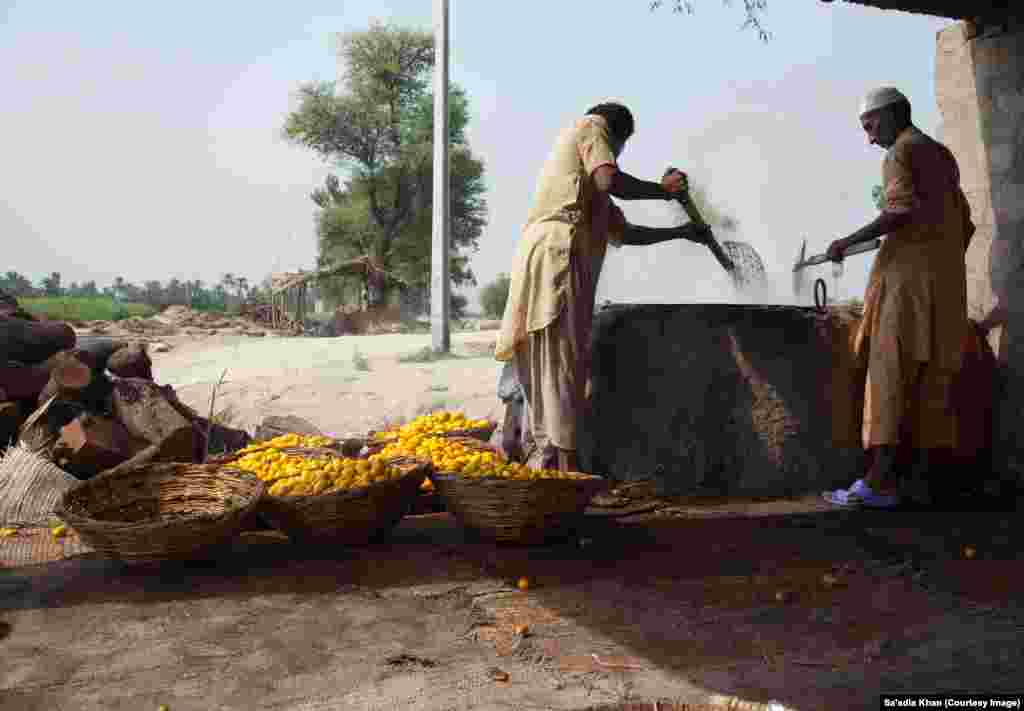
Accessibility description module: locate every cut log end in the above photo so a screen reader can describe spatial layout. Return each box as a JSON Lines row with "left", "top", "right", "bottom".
{"left": 54, "top": 359, "right": 92, "bottom": 390}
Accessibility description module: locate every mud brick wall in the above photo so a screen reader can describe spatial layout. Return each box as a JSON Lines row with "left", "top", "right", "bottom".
{"left": 936, "top": 20, "right": 1024, "bottom": 486}
{"left": 577, "top": 305, "right": 865, "bottom": 497}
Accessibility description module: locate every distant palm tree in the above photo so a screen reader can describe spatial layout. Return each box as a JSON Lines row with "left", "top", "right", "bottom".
{"left": 220, "top": 273, "right": 238, "bottom": 308}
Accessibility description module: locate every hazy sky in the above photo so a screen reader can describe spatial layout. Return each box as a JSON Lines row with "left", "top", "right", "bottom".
{"left": 1, "top": 1, "right": 953, "bottom": 308}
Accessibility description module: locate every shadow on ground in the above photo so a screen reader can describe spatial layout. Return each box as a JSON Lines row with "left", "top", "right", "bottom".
{"left": 1, "top": 499, "right": 1022, "bottom": 711}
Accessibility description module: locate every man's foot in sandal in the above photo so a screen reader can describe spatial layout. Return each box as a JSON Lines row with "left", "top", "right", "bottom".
{"left": 823, "top": 478, "right": 900, "bottom": 509}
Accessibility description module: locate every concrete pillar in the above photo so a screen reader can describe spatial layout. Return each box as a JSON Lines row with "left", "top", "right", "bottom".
{"left": 935, "top": 23, "right": 996, "bottom": 321}
{"left": 935, "top": 21, "right": 1024, "bottom": 486}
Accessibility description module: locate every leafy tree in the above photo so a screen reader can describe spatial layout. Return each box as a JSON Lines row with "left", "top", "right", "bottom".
{"left": 451, "top": 293, "right": 469, "bottom": 320}
{"left": 143, "top": 280, "right": 165, "bottom": 307}
{"left": 283, "top": 22, "right": 487, "bottom": 310}
{"left": 40, "top": 272, "right": 62, "bottom": 297}
{"left": 123, "top": 283, "right": 144, "bottom": 303}
{"left": 1, "top": 271, "right": 36, "bottom": 297}
{"left": 163, "top": 278, "right": 184, "bottom": 305}
{"left": 480, "top": 273, "right": 512, "bottom": 319}
{"left": 649, "top": 0, "right": 771, "bottom": 41}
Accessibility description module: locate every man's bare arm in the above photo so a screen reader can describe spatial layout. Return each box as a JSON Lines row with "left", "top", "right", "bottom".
{"left": 846, "top": 210, "right": 916, "bottom": 246}
{"left": 621, "top": 223, "right": 709, "bottom": 246}
{"left": 827, "top": 209, "right": 916, "bottom": 261}
{"left": 593, "top": 165, "right": 672, "bottom": 201}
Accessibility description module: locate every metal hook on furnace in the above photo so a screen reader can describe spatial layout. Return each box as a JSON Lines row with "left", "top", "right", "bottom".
{"left": 814, "top": 278, "right": 828, "bottom": 314}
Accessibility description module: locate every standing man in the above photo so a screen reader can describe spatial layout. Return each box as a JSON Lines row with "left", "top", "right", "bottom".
{"left": 824, "top": 87, "right": 975, "bottom": 508}
{"left": 495, "top": 102, "right": 712, "bottom": 472}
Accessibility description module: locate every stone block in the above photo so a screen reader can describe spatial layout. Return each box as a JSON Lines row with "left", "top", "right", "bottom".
{"left": 994, "top": 184, "right": 1024, "bottom": 223}
{"left": 995, "top": 88, "right": 1024, "bottom": 116}
{"left": 973, "top": 43, "right": 1012, "bottom": 67}
{"left": 940, "top": 25, "right": 1024, "bottom": 489}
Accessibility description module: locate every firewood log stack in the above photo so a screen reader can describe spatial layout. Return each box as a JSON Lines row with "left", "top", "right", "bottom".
{"left": 0, "top": 289, "right": 250, "bottom": 478}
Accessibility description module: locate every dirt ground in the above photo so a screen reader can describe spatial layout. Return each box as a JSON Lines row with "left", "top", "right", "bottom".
{"left": 149, "top": 331, "right": 506, "bottom": 438}
{"left": 2, "top": 332, "right": 1023, "bottom": 710}
{"left": 3, "top": 504, "right": 1022, "bottom": 711}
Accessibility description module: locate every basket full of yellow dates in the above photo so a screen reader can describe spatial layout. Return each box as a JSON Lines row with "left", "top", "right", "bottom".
{"left": 366, "top": 411, "right": 497, "bottom": 455}
{"left": 225, "top": 434, "right": 430, "bottom": 544}
{"left": 427, "top": 459, "right": 608, "bottom": 545}
{"left": 374, "top": 414, "right": 507, "bottom": 497}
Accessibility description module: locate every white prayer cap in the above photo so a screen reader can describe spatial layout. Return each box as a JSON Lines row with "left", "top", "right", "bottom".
{"left": 859, "top": 87, "right": 909, "bottom": 117}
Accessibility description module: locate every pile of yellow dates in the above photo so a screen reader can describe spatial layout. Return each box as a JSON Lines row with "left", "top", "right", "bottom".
{"left": 371, "top": 410, "right": 491, "bottom": 442}
{"left": 376, "top": 414, "right": 592, "bottom": 483}
{"left": 231, "top": 433, "right": 406, "bottom": 497}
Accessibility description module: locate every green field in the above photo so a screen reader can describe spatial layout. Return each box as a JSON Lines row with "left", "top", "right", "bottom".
{"left": 20, "top": 297, "right": 157, "bottom": 322}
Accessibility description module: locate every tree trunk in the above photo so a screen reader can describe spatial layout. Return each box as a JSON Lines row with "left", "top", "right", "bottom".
{"left": 71, "top": 338, "right": 124, "bottom": 373}
{"left": 107, "top": 344, "right": 153, "bottom": 380}
{"left": 18, "top": 396, "right": 89, "bottom": 459}
{"left": 37, "top": 355, "right": 92, "bottom": 403}
{"left": 52, "top": 413, "right": 149, "bottom": 477}
{"left": 95, "top": 426, "right": 198, "bottom": 477}
{"left": 109, "top": 378, "right": 197, "bottom": 450}
{"left": 0, "top": 400, "right": 26, "bottom": 449}
{"left": 0, "top": 317, "right": 76, "bottom": 364}
{"left": 0, "top": 363, "right": 51, "bottom": 401}
{"left": 366, "top": 268, "right": 387, "bottom": 309}
{"left": 35, "top": 349, "right": 113, "bottom": 411}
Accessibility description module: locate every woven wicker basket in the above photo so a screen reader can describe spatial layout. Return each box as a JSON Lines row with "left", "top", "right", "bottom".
{"left": 0, "top": 442, "right": 80, "bottom": 527}
{"left": 254, "top": 456, "right": 431, "bottom": 544}
{"left": 429, "top": 472, "right": 608, "bottom": 544}
{"left": 55, "top": 463, "right": 266, "bottom": 564}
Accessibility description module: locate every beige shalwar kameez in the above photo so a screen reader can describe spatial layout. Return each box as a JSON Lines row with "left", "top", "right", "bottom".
{"left": 495, "top": 116, "right": 625, "bottom": 460}
{"left": 855, "top": 125, "right": 974, "bottom": 450}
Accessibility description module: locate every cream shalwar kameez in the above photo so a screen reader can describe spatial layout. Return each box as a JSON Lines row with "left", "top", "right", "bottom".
{"left": 495, "top": 116, "right": 625, "bottom": 461}
{"left": 856, "top": 125, "right": 974, "bottom": 450}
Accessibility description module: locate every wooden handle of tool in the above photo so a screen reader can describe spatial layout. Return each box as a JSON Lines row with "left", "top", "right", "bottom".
{"left": 664, "top": 167, "right": 734, "bottom": 272}
{"left": 674, "top": 187, "right": 707, "bottom": 227}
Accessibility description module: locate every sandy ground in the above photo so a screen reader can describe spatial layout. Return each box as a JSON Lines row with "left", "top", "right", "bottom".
{"left": 151, "top": 331, "right": 506, "bottom": 438}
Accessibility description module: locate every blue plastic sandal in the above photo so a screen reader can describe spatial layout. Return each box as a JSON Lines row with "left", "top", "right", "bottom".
{"left": 823, "top": 478, "right": 900, "bottom": 509}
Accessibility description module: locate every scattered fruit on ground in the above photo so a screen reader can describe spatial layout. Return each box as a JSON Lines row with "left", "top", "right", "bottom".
{"left": 0, "top": 527, "right": 17, "bottom": 538}
{"left": 51, "top": 524, "right": 67, "bottom": 539}
{"left": 487, "top": 667, "right": 510, "bottom": 683}
{"left": 517, "top": 577, "right": 530, "bottom": 591}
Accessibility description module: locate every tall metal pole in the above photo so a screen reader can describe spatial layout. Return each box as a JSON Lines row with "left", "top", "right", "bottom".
{"left": 430, "top": 0, "right": 451, "bottom": 353}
